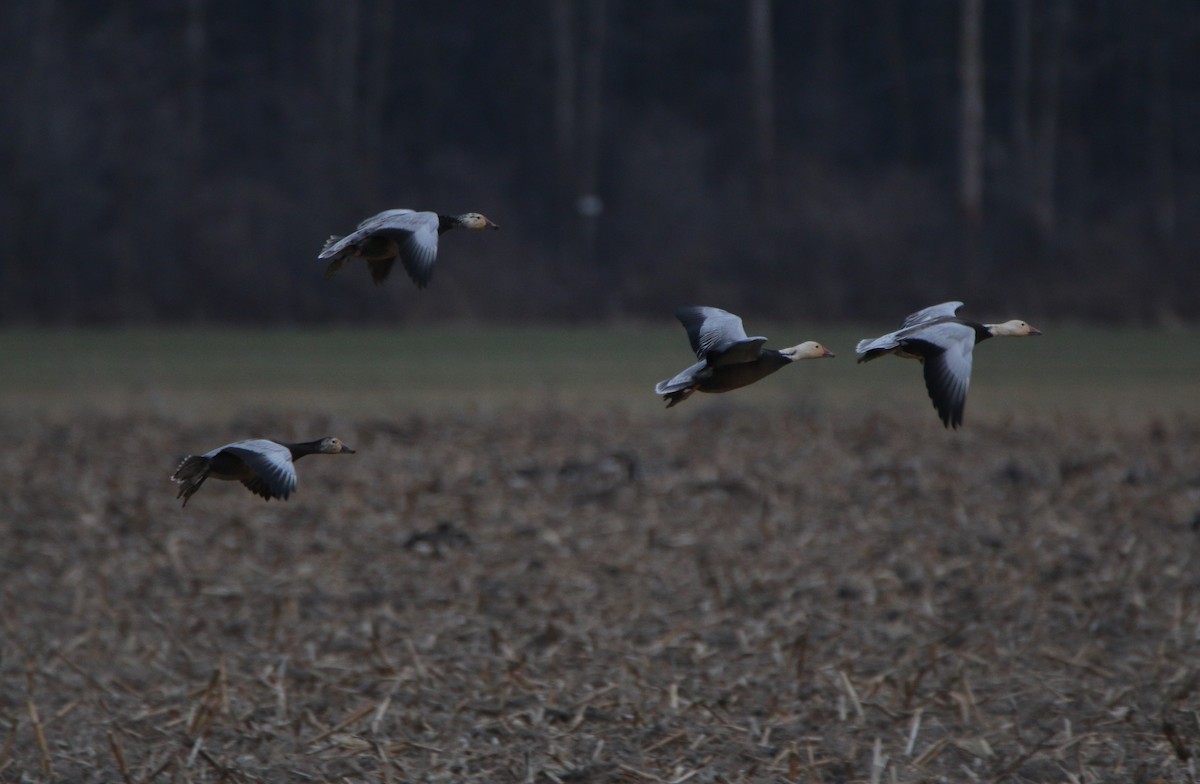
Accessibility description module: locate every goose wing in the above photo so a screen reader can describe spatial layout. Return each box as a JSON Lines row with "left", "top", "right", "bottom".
{"left": 359, "top": 208, "right": 416, "bottom": 229}
{"left": 319, "top": 210, "right": 440, "bottom": 287}
{"left": 857, "top": 302, "right": 967, "bottom": 360}
{"left": 900, "top": 301, "right": 964, "bottom": 329}
{"left": 319, "top": 210, "right": 415, "bottom": 259}
{"left": 221, "top": 440, "right": 298, "bottom": 500}
{"left": 396, "top": 219, "right": 440, "bottom": 288}
{"left": 358, "top": 210, "right": 440, "bottom": 288}
{"left": 675, "top": 306, "right": 767, "bottom": 366}
{"left": 909, "top": 321, "right": 976, "bottom": 429}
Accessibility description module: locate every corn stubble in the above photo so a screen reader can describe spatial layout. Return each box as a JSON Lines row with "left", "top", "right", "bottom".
{"left": 0, "top": 408, "right": 1197, "bottom": 782}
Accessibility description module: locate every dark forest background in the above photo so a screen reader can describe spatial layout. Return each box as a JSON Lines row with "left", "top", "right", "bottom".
{"left": 1, "top": 0, "right": 1196, "bottom": 325}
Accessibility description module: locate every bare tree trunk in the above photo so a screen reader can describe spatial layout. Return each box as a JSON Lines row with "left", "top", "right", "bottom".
{"left": 550, "top": 0, "right": 576, "bottom": 248}
{"left": 184, "top": 0, "right": 205, "bottom": 158}
{"left": 958, "top": 0, "right": 984, "bottom": 229}
{"left": 7, "top": 0, "right": 58, "bottom": 319}
{"left": 320, "top": 0, "right": 360, "bottom": 156}
{"left": 312, "top": 0, "right": 360, "bottom": 319}
{"left": 813, "top": 1, "right": 842, "bottom": 156}
{"left": 177, "top": 0, "right": 206, "bottom": 319}
{"left": 1146, "top": 2, "right": 1179, "bottom": 321}
{"left": 112, "top": 0, "right": 144, "bottom": 321}
{"left": 578, "top": 0, "right": 608, "bottom": 299}
{"left": 1146, "top": 4, "right": 1174, "bottom": 242}
{"left": 361, "top": 0, "right": 395, "bottom": 201}
{"left": 747, "top": 0, "right": 775, "bottom": 211}
{"left": 880, "top": 0, "right": 913, "bottom": 162}
{"left": 341, "top": 0, "right": 361, "bottom": 145}
{"left": 1011, "top": 0, "right": 1032, "bottom": 218}
{"left": 1032, "top": 0, "right": 1067, "bottom": 236}
{"left": 958, "top": 0, "right": 985, "bottom": 293}
{"left": 746, "top": 0, "right": 778, "bottom": 284}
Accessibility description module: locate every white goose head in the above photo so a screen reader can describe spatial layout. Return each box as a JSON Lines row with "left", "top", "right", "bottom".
{"left": 778, "top": 341, "right": 835, "bottom": 361}
{"left": 986, "top": 319, "right": 1042, "bottom": 337}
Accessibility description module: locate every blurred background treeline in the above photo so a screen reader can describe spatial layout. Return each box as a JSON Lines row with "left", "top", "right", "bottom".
{"left": 1, "top": 0, "right": 1196, "bottom": 325}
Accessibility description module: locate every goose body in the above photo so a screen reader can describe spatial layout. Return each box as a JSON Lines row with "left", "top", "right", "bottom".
{"left": 172, "top": 437, "right": 355, "bottom": 506}
{"left": 856, "top": 301, "right": 1041, "bottom": 428}
{"left": 655, "top": 306, "right": 833, "bottom": 408}
{"left": 320, "top": 209, "right": 498, "bottom": 289}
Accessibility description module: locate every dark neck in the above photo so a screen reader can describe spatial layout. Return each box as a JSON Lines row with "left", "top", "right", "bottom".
{"left": 284, "top": 439, "right": 325, "bottom": 459}
{"left": 759, "top": 349, "right": 792, "bottom": 368}
{"left": 968, "top": 320, "right": 993, "bottom": 342}
{"left": 437, "top": 214, "right": 459, "bottom": 234}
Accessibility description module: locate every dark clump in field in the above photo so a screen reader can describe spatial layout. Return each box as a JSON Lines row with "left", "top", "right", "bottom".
{"left": 1, "top": 408, "right": 1199, "bottom": 782}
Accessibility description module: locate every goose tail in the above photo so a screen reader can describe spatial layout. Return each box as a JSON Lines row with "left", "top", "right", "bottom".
{"left": 655, "top": 376, "right": 698, "bottom": 408}
{"left": 855, "top": 335, "right": 896, "bottom": 362}
{"left": 171, "top": 455, "right": 210, "bottom": 507}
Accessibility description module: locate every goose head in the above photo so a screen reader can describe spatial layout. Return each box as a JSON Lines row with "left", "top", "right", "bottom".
{"left": 987, "top": 320, "right": 1042, "bottom": 337}
{"left": 457, "top": 212, "right": 499, "bottom": 230}
{"left": 317, "top": 437, "right": 356, "bottom": 454}
{"left": 779, "top": 341, "right": 835, "bottom": 361}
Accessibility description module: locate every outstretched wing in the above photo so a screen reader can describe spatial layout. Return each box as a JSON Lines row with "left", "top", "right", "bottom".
{"left": 396, "top": 219, "right": 440, "bottom": 288}
{"left": 318, "top": 211, "right": 409, "bottom": 260}
{"left": 352, "top": 210, "right": 441, "bottom": 287}
{"left": 858, "top": 302, "right": 967, "bottom": 361}
{"left": 221, "top": 440, "right": 298, "bottom": 500}
{"left": 674, "top": 306, "right": 767, "bottom": 366}
{"left": 912, "top": 321, "right": 976, "bottom": 429}
{"left": 359, "top": 208, "right": 416, "bottom": 229}
{"left": 900, "top": 301, "right": 963, "bottom": 330}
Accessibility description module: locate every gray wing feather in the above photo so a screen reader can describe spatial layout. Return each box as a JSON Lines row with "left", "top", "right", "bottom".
{"left": 347, "top": 210, "right": 441, "bottom": 287}
{"left": 900, "top": 301, "right": 964, "bottom": 329}
{"left": 857, "top": 303, "right": 967, "bottom": 359}
{"left": 675, "top": 306, "right": 767, "bottom": 365}
{"left": 360, "top": 208, "right": 416, "bottom": 229}
{"left": 913, "top": 322, "right": 975, "bottom": 428}
{"left": 222, "top": 440, "right": 298, "bottom": 499}
{"left": 398, "top": 220, "right": 441, "bottom": 288}
{"left": 318, "top": 209, "right": 433, "bottom": 260}
{"left": 319, "top": 235, "right": 353, "bottom": 260}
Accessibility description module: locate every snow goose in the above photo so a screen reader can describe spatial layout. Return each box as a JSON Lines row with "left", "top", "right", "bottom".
{"left": 172, "top": 437, "right": 355, "bottom": 506}
{"left": 655, "top": 306, "right": 834, "bottom": 408}
{"left": 856, "top": 301, "right": 1041, "bottom": 428}
{"left": 320, "top": 209, "right": 499, "bottom": 289}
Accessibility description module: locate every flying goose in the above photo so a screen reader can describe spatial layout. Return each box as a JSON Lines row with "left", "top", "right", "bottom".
{"left": 655, "top": 306, "right": 834, "bottom": 408}
{"left": 320, "top": 209, "right": 499, "bottom": 289}
{"left": 856, "top": 301, "right": 1041, "bottom": 428}
{"left": 172, "top": 437, "right": 355, "bottom": 506}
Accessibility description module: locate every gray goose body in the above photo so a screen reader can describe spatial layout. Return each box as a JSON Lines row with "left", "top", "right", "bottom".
{"left": 320, "top": 209, "right": 498, "bottom": 289}
{"left": 172, "top": 437, "right": 355, "bottom": 506}
{"left": 655, "top": 306, "right": 833, "bottom": 408}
